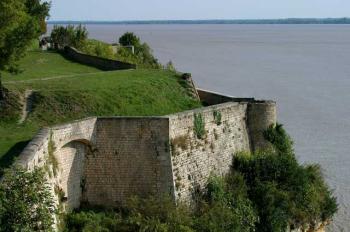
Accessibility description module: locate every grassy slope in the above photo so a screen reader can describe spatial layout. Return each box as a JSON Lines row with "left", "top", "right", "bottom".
{"left": 0, "top": 50, "right": 201, "bottom": 172}
{"left": 2, "top": 50, "right": 100, "bottom": 82}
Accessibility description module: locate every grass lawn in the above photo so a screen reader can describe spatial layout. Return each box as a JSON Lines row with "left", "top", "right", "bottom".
{"left": 2, "top": 50, "right": 100, "bottom": 82}
{"left": 0, "top": 50, "right": 201, "bottom": 173}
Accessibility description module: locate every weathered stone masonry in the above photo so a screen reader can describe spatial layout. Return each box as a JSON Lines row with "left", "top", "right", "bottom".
{"left": 16, "top": 89, "right": 276, "bottom": 211}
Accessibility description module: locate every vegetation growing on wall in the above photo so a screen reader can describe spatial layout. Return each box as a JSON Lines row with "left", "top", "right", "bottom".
{"left": 213, "top": 110, "right": 222, "bottom": 126}
{"left": 0, "top": 167, "right": 56, "bottom": 231}
{"left": 171, "top": 135, "right": 189, "bottom": 150}
{"left": 47, "top": 131, "right": 59, "bottom": 177}
{"left": 194, "top": 113, "right": 206, "bottom": 139}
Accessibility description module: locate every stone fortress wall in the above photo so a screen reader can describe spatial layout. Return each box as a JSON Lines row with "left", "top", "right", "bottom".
{"left": 16, "top": 89, "right": 276, "bottom": 211}
{"left": 64, "top": 46, "right": 136, "bottom": 71}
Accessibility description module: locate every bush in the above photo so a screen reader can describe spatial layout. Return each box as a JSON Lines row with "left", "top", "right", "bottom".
{"left": 65, "top": 210, "right": 122, "bottom": 232}
{"left": 65, "top": 196, "right": 194, "bottom": 232}
{"left": 80, "top": 39, "right": 115, "bottom": 60}
{"left": 0, "top": 166, "right": 56, "bottom": 231}
{"left": 116, "top": 32, "right": 161, "bottom": 69}
{"left": 51, "top": 24, "right": 88, "bottom": 49}
{"left": 119, "top": 32, "right": 141, "bottom": 47}
{"left": 194, "top": 113, "right": 205, "bottom": 139}
{"left": 65, "top": 175, "right": 257, "bottom": 232}
{"left": 165, "top": 61, "right": 176, "bottom": 71}
{"left": 232, "top": 124, "right": 338, "bottom": 231}
{"left": 195, "top": 175, "right": 258, "bottom": 232}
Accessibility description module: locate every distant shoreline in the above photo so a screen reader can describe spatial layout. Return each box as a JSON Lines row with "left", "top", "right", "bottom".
{"left": 47, "top": 18, "right": 350, "bottom": 25}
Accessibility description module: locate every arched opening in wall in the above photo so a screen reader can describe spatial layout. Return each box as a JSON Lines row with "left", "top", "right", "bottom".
{"left": 56, "top": 139, "right": 90, "bottom": 210}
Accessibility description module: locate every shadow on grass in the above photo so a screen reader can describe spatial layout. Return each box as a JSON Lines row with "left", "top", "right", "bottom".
{"left": 0, "top": 140, "right": 30, "bottom": 176}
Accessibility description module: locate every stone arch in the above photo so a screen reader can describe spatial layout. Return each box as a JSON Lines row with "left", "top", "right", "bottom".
{"left": 55, "top": 139, "right": 91, "bottom": 210}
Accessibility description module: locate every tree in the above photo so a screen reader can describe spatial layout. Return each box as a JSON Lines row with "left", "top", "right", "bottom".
{"left": 0, "top": 0, "right": 50, "bottom": 100}
{"left": 25, "top": 0, "right": 51, "bottom": 34}
{"left": 118, "top": 32, "right": 141, "bottom": 47}
{"left": 0, "top": 167, "right": 56, "bottom": 231}
{"left": 117, "top": 32, "right": 161, "bottom": 68}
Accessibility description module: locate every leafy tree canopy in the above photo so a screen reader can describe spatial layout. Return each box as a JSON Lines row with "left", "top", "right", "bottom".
{"left": 117, "top": 32, "right": 161, "bottom": 69}
{"left": 0, "top": 167, "right": 56, "bottom": 231}
{"left": 0, "top": 0, "right": 50, "bottom": 98}
{"left": 118, "top": 32, "right": 141, "bottom": 47}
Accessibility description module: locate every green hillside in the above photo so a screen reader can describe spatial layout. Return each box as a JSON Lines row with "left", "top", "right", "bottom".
{"left": 0, "top": 50, "right": 201, "bottom": 172}
{"left": 2, "top": 50, "right": 100, "bottom": 82}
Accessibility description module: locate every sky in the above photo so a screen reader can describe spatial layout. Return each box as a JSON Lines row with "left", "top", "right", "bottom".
{"left": 49, "top": 0, "right": 349, "bottom": 21}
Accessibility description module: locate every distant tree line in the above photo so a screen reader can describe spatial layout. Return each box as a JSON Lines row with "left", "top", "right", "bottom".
{"left": 47, "top": 18, "right": 350, "bottom": 25}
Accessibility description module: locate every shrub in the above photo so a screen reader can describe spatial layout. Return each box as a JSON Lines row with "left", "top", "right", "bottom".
{"left": 232, "top": 124, "right": 338, "bottom": 231}
{"left": 213, "top": 110, "right": 222, "bottom": 126}
{"left": 65, "top": 196, "right": 194, "bottom": 232}
{"left": 263, "top": 123, "right": 293, "bottom": 155}
{"left": 196, "top": 174, "right": 258, "bottom": 232}
{"left": 194, "top": 113, "right": 205, "bottom": 139}
{"left": 116, "top": 32, "right": 161, "bottom": 69}
{"left": 51, "top": 24, "right": 88, "bottom": 49}
{"left": 118, "top": 32, "right": 141, "bottom": 47}
{"left": 65, "top": 210, "right": 122, "bottom": 232}
{"left": 0, "top": 166, "right": 56, "bottom": 231}
{"left": 165, "top": 61, "right": 176, "bottom": 71}
{"left": 80, "top": 39, "right": 115, "bottom": 60}
{"left": 65, "top": 189, "right": 256, "bottom": 232}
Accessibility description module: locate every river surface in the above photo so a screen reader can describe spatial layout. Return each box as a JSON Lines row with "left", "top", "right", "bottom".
{"left": 48, "top": 24, "right": 350, "bottom": 231}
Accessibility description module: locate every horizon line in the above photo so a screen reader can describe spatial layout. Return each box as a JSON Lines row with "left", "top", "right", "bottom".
{"left": 47, "top": 17, "right": 350, "bottom": 25}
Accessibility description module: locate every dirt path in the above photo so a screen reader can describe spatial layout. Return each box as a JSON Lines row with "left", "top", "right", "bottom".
{"left": 18, "top": 90, "right": 34, "bottom": 124}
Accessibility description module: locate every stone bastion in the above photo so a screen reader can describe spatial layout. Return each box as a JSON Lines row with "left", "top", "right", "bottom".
{"left": 16, "top": 89, "right": 276, "bottom": 211}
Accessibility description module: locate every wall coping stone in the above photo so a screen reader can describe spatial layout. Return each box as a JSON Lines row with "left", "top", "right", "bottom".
{"left": 197, "top": 88, "right": 276, "bottom": 104}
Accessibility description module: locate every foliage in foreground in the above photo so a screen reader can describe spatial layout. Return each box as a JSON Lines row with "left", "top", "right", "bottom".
{"left": 0, "top": 167, "right": 56, "bottom": 231}
{"left": 65, "top": 124, "right": 337, "bottom": 232}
